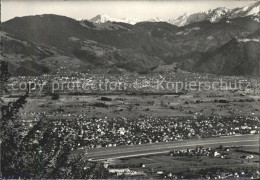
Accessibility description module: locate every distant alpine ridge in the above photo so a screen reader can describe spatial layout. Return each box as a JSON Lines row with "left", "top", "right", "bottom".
{"left": 89, "top": 1, "right": 260, "bottom": 26}
{"left": 89, "top": 14, "right": 165, "bottom": 25}
{"left": 89, "top": 14, "right": 140, "bottom": 25}
{"left": 172, "top": 1, "right": 260, "bottom": 26}
{"left": 0, "top": 1, "right": 259, "bottom": 76}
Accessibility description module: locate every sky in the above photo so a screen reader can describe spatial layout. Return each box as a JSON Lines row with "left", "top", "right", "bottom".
{"left": 1, "top": 0, "right": 257, "bottom": 22}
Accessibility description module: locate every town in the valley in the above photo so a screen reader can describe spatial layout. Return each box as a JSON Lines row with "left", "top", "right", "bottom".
{"left": 2, "top": 71, "right": 259, "bottom": 179}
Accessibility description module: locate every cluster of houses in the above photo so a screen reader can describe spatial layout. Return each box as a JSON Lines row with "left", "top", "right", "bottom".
{"left": 169, "top": 146, "right": 230, "bottom": 158}
{"left": 108, "top": 168, "right": 145, "bottom": 177}
{"left": 20, "top": 115, "right": 259, "bottom": 152}
{"left": 9, "top": 71, "right": 259, "bottom": 94}
{"left": 165, "top": 171, "right": 259, "bottom": 179}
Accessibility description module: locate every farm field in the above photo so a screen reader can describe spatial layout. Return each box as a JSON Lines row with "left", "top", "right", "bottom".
{"left": 4, "top": 89, "right": 260, "bottom": 120}
{"left": 112, "top": 144, "right": 259, "bottom": 178}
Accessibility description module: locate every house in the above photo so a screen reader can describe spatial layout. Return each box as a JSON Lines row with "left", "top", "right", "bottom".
{"left": 250, "top": 130, "right": 256, "bottom": 134}
{"left": 240, "top": 155, "right": 254, "bottom": 159}
{"left": 213, "top": 151, "right": 221, "bottom": 157}
{"left": 108, "top": 168, "right": 145, "bottom": 176}
{"left": 109, "top": 168, "right": 131, "bottom": 175}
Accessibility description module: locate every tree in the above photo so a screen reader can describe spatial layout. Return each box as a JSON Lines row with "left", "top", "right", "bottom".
{"left": 0, "top": 61, "right": 10, "bottom": 95}
{"left": 51, "top": 93, "right": 60, "bottom": 100}
{"left": 1, "top": 61, "right": 29, "bottom": 177}
{"left": 0, "top": 61, "right": 109, "bottom": 179}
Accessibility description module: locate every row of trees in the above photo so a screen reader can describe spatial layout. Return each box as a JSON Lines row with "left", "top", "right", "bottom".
{"left": 0, "top": 61, "right": 108, "bottom": 178}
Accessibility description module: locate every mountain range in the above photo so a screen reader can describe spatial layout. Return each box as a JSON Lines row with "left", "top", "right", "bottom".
{"left": 89, "top": 1, "right": 260, "bottom": 26}
{"left": 0, "top": 1, "right": 260, "bottom": 76}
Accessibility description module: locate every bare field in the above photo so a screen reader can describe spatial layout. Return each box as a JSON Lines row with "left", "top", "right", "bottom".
{"left": 9, "top": 89, "right": 260, "bottom": 120}
{"left": 113, "top": 144, "right": 259, "bottom": 177}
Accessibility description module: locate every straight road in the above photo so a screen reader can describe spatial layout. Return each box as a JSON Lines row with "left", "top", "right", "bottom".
{"left": 82, "top": 134, "right": 259, "bottom": 161}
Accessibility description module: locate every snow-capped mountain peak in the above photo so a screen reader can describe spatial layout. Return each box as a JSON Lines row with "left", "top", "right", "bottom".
{"left": 88, "top": 1, "right": 260, "bottom": 27}
{"left": 168, "top": 12, "right": 190, "bottom": 26}
{"left": 208, "top": 7, "right": 230, "bottom": 22}
{"left": 148, "top": 17, "right": 164, "bottom": 22}
{"left": 230, "top": 1, "right": 260, "bottom": 18}
{"left": 170, "top": 1, "right": 260, "bottom": 26}
{"left": 89, "top": 14, "right": 139, "bottom": 25}
{"left": 169, "top": 7, "right": 230, "bottom": 26}
{"left": 90, "top": 14, "right": 119, "bottom": 24}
